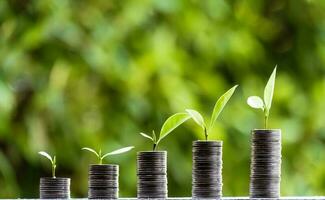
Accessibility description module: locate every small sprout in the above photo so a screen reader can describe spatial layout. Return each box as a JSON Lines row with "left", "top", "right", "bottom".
{"left": 140, "top": 112, "right": 191, "bottom": 151}
{"left": 39, "top": 151, "right": 56, "bottom": 178}
{"left": 82, "top": 146, "right": 134, "bottom": 164}
{"left": 247, "top": 66, "right": 277, "bottom": 129}
{"left": 186, "top": 85, "right": 238, "bottom": 140}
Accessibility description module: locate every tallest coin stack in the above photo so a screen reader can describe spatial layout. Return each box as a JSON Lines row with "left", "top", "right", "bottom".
{"left": 250, "top": 129, "right": 282, "bottom": 198}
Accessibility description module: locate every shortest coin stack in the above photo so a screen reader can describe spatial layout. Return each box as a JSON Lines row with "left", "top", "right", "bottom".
{"left": 250, "top": 129, "right": 282, "bottom": 198}
{"left": 88, "top": 164, "right": 119, "bottom": 199}
{"left": 137, "top": 151, "right": 167, "bottom": 199}
{"left": 40, "top": 177, "right": 70, "bottom": 199}
{"left": 192, "top": 141, "right": 223, "bottom": 199}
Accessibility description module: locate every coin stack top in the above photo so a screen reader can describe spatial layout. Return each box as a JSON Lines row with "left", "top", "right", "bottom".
{"left": 137, "top": 151, "right": 167, "bottom": 199}
{"left": 40, "top": 177, "right": 70, "bottom": 199}
{"left": 88, "top": 164, "right": 119, "bottom": 199}
{"left": 192, "top": 140, "right": 223, "bottom": 199}
{"left": 250, "top": 129, "right": 281, "bottom": 198}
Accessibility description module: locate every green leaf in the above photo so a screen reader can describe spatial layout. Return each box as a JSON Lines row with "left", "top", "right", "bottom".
{"left": 247, "top": 96, "right": 264, "bottom": 110}
{"left": 186, "top": 109, "right": 206, "bottom": 131}
{"left": 209, "top": 85, "right": 238, "bottom": 130}
{"left": 158, "top": 112, "right": 190, "bottom": 143}
{"left": 38, "top": 151, "right": 53, "bottom": 163}
{"left": 82, "top": 147, "right": 99, "bottom": 158}
{"left": 264, "top": 66, "right": 277, "bottom": 111}
{"left": 152, "top": 130, "right": 157, "bottom": 143}
{"left": 139, "top": 132, "right": 153, "bottom": 141}
{"left": 101, "top": 146, "right": 134, "bottom": 159}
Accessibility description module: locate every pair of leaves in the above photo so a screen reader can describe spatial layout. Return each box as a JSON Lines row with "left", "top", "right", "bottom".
{"left": 140, "top": 112, "right": 191, "bottom": 148}
{"left": 82, "top": 146, "right": 134, "bottom": 164}
{"left": 39, "top": 151, "right": 55, "bottom": 164}
{"left": 140, "top": 131, "right": 156, "bottom": 143}
{"left": 186, "top": 85, "right": 238, "bottom": 138}
{"left": 247, "top": 67, "right": 277, "bottom": 114}
{"left": 39, "top": 151, "right": 56, "bottom": 178}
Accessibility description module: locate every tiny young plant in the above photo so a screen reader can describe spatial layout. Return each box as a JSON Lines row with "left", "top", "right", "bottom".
{"left": 39, "top": 151, "right": 56, "bottom": 178}
{"left": 186, "top": 85, "right": 238, "bottom": 141}
{"left": 139, "top": 112, "right": 191, "bottom": 151}
{"left": 82, "top": 146, "right": 134, "bottom": 164}
{"left": 247, "top": 66, "right": 277, "bottom": 129}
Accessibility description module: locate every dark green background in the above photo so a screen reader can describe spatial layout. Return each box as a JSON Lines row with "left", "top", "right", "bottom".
{"left": 0, "top": 0, "right": 325, "bottom": 198}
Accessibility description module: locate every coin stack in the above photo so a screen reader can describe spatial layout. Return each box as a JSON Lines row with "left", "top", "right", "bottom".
{"left": 137, "top": 151, "right": 167, "bottom": 199}
{"left": 88, "top": 164, "right": 119, "bottom": 199}
{"left": 40, "top": 177, "right": 70, "bottom": 199}
{"left": 192, "top": 141, "right": 223, "bottom": 199}
{"left": 250, "top": 129, "right": 282, "bottom": 198}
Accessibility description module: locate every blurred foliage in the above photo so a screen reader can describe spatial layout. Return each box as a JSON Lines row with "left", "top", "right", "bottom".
{"left": 1, "top": 0, "right": 325, "bottom": 198}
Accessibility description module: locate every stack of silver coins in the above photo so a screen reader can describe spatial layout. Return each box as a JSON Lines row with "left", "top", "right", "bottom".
{"left": 40, "top": 177, "right": 70, "bottom": 199}
{"left": 250, "top": 129, "right": 282, "bottom": 198}
{"left": 192, "top": 141, "right": 223, "bottom": 199}
{"left": 88, "top": 164, "right": 119, "bottom": 199}
{"left": 137, "top": 151, "right": 167, "bottom": 199}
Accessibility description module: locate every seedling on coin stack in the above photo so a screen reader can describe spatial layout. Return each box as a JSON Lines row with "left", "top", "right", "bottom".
{"left": 139, "top": 112, "right": 190, "bottom": 151}
{"left": 247, "top": 66, "right": 282, "bottom": 198}
{"left": 247, "top": 67, "right": 277, "bottom": 129}
{"left": 137, "top": 112, "right": 190, "bottom": 199}
{"left": 82, "top": 146, "right": 134, "bottom": 199}
{"left": 186, "top": 85, "right": 238, "bottom": 199}
{"left": 38, "top": 151, "right": 70, "bottom": 199}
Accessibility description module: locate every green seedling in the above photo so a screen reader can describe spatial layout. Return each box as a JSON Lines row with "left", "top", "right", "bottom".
{"left": 247, "top": 66, "right": 277, "bottom": 129}
{"left": 82, "top": 146, "right": 134, "bottom": 164}
{"left": 140, "top": 112, "right": 191, "bottom": 151}
{"left": 186, "top": 85, "right": 238, "bottom": 140}
{"left": 39, "top": 151, "right": 56, "bottom": 178}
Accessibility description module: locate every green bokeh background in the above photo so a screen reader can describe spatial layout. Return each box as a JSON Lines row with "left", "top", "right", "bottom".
{"left": 1, "top": 0, "right": 325, "bottom": 198}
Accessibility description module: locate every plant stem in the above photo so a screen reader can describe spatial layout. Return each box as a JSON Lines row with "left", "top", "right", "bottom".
{"left": 204, "top": 127, "right": 208, "bottom": 141}
{"left": 264, "top": 115, "right": 268, "bottom": 129}
{"left": 52, "top": 156, "right": 56, "bottom": 178}
{"left": 99, "top": 149, "right": 102, "bottom": 165}
{"left": 153, "top": 143, "right": 157, "bottom": 151}
{"left": 52, "top": 164, "right": 56, "bottom": 178}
